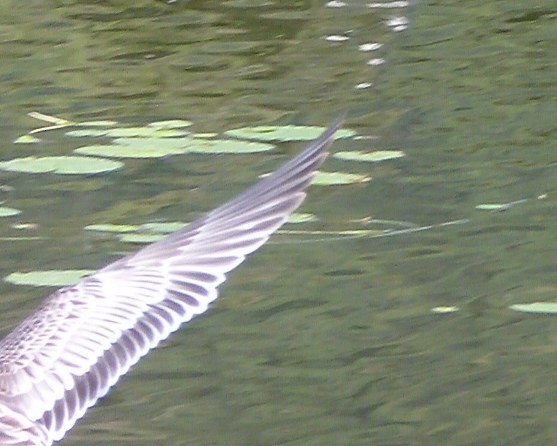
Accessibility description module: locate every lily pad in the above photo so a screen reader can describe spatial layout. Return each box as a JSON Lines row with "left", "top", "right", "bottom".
{"left": 431, "top": 306, "right": 459, "bottom": 314}
{"left": 147, "top": 120, "right": 193, "bottom": 129}
{"left": 324, "top": 35, "right": 350, "bottom": 42}
{"left": 85, "top": 223, "right": 139, "bottom": 233}
{"left": 475, "top": 200, "right": 527, "bottom": 212}
{"left": 80, "top": 120, "right": 118, "bottom": 127}
{"left": 65, "top": 129, "right": 113, "bottom": 138}
{"left": 86, "top": 221, "right": 189, "bottom": 236}
{"left": 225, "top": 125, "right": 356, "bottom": 142}
{"left": 475, "top": 204, "right": 510, "bottom": 211}
{"left": 0, "top": 156, "right": 123, "bottom": 175}
{"left": 75, "top": 136, "right": 273, "bottom": 157}
{"left": 14, "top": 134, "right": 41, "bottom": 144}
{"left": 510, "top": 302, "right": 557, "bottom": 314}
{"left": 119, "top": 233, "right": 164, "bottom": 244}
{"left": 11, "top": 223, "right": 39, "bottom": 230}
{"left": 66, "top": 127, "right": 189, "bottom": 138}
{"left": 113, "top": 137, "right": 187, "bottom": 148}
{"left": 182, "top": 139, "right": 275, "bottom": 154}
{"left": 5, "top": 269, "right": 94, "bottom": 287}
{"left": 141, "top": 222, "right": 187, "bottom": 233}
{"left": 74, "top": 144, "right": 189, "bottom": 159}
{"left": 333, "top": 150, "right": 406, "bottom": 162}
{"left": 107, "top": 128, "right": 190, "bottom": 138}
{"left": 312, "top": 171, "right": 371, "bottom": 186}
{"left": 194, "top": 133, "right": 218, "bottom": 139}
{"left": 0, "top": 207, "right": 21, "bottom": 217}
{"left": 286, "top": 212, "right": 318, "bottom": 223}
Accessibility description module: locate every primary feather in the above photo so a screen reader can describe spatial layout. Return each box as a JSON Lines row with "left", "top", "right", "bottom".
{"left": 0, "top": 117, "right": 343, "bottom": 445}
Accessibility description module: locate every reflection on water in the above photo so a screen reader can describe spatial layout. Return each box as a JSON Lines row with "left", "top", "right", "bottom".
{"left": 0, "top": 0, "right": 556, "bottom": 444}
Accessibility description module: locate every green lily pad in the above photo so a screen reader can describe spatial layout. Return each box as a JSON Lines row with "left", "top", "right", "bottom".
{"left": 510, "top": 302, "right": 557, "bottom": 314}
{"left": 0, "top": 207, "right": 21, "bottom": 217}
{"left": 86, "top": 221, "right": 189, "bottom": 235}
{"left": 286, "top": 212, "right": 318, "bottom": 223}
{"left": 119, "top": 233, "right": 164, "bottom": 244}
{"left": 113, "top": 137, "right": 188, "bottom": 148}
{"left": 65, "top": 129, "right": 113, "bottom": 138}
{"left": 0, "top": 156, "right": 123, "bottom": 175}
{"left": 475, "top": 199, "right": 527, "bottom": 212}
{"left": 74, "top": 144, "right": 189, "bottom": 159}
{"left": 85, "top": 223, "right": 139, "bottom": 233}
{"left": 14, "top": 134, "right": 41, "bottom": 144}
{"left": 10, "top": 223, "right": 39, "bottom": 230}
{"left": 194, "top": 133, "right": 218, "bottom": 139}
{"left": 107, "top": 127, "right": 190, "bottom": 138}
{"left": 224, "top": 125, "right": 357, "bottom": 142}
{"left": 79, "top": 120, "right": 118, "bottom": 127}
{"left": 5, "top": 269, "right": 94, "bottom": 287}
{"left": 431, "top": 306, "right": 459, "bottom": 314}
{"left": 66, "top": 127, "right": 189, "bottom": 138}
{"left": 311, "top": 171, "right": 371, "bottom": 186}
{"left": 141, "top": 222, "right": 187, "bottom": 233}
{"left": 182, "top": 139, "right": 275, "bottom": 154}
{"left": 475, "top": 204, "right": 509, "bottom": 211}
{"left": 147, "top": 120, "right": 193, "bottom": 129}
{"left": 333, "top": 150, "right": 406, "bottom": 162}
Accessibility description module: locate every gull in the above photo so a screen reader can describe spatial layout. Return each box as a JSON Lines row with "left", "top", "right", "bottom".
{"left": 0, "top": 117, "right": 343, "bottom": 445}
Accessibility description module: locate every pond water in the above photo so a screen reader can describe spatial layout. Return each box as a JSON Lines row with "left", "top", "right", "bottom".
{"left": 0, "top": 1, "right": 556, "bottom": 445}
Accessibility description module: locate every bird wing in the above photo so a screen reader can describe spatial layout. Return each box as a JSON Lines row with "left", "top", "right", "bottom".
{"left": 0, "top": 116, "right": 343, "bottom": 444}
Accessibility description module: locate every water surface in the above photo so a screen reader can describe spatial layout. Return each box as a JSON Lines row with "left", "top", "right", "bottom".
{"left": 1, "top": 1, "right": 556, "bottom": 445}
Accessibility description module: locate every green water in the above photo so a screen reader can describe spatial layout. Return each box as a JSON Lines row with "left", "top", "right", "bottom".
{"left": 0, "top": 0, "right": 556, "bottom": 445}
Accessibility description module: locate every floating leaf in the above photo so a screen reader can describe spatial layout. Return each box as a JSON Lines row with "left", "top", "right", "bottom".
{"left": 147, "top": 120, "right": 193, "bottom": 129}
{"left": 80, "top": 120, "right": 118, "bottom": 127}
{"left": 65, "top": 129, "right": 112, "bottom": 138}
{"left": 66, "top": 127, "right": 189, "bottom": 138}
{"left": 14, "top": 134, "right": 41, "bottom": 144}
{"left": 113, "top": 137, "right": 187, "bottom": 148}
{"left": 475, "top": 204, "right": 510, "bottom": 211}
{"left": 286, "top": 212, "right": 318, "bottom": 223}
{"left": 107, "top": 127, "right": 190, "bottom": 138}
{"left": 141, "top": 222, "right": 187, "bottom": 233}
{"left": 28, "top": 112, "right": 74, "bottom": 126}
{"left": 74, "top": 144, "right": 188, "bottom": 159}
{"left": 85, "top": 224, "right": 139, "bottom": 233}
{"left": 194, "top": 133, "right": 218, "bottom": 139}
{"left": 311, "top": 171, "right": 371, "bottom": 186}
{"left": 5, "top": 270, "right": 94, "bottom": 287}
{"left": 86, "top": 222, "right": 188, "bottom": 235}
{"left": 0, "top": 156, "right": 123, "bottom": 175}
{"left": 11, "top": 223, "right": 39, "bottom": 230}
{"left": 431, "top": 306, "right": 459, "bottom": 314}
{"left": 333, "top": 150, "right": 406, "bottom": 162}
{"left": 182, "top": 139, "right": 275, "bottom": 154}
{"left": 325, "top": 35, "right": 350, "bottom": 42}
{"left": 510, "top": 302, "right": 557, "bottom": 314}
{"left": 225, "top": 125, "right": 356, "bottom": 142}
{"left": 119, "top": 233, "right": 164, "bottom": 244}
{"left": 475, "top": 199, "right": 528, "bottom": 212}
{"left": 0, "top": 207, "right": 21, "bottom": 217}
